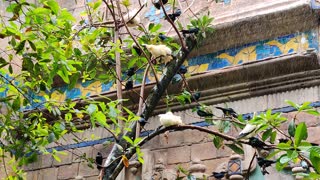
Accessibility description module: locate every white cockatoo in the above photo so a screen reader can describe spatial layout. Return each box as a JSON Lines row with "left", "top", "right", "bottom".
{"left": 143, "top": 44, "right": 173, "bottom": 64}
{"left": 158, "top": 111, "right": 182, "bottom": 127}
{"left": 238, "top": 123, "right": 259, "bottom": 139}
{"left": 124, "top": 10, "right": 140, "bottom": 27}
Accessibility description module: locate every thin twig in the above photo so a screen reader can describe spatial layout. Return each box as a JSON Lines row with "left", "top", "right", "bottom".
{"left": 160, "top": 0, "right": 187, "bottom": 51}
{"left": 246, "top": 151, "right": 257, "bottom": 180}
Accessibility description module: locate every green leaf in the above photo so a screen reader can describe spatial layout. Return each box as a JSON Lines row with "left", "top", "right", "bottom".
{"left": 288, "top": 119, "right": 296, "bottom": 137}
{"left": 262, "top": 128, "right": 272, "bottom": 141}
{"left": 213, "top": 136, "right": 223, "bottom": 149}
{"left": 12, "top": 97, "right": 20, "bottom": 111}
{"left": 270, "top": 131, "right": 277, "bottom": 144}
{"left": 15, "top": 40, "right": 26, "bottom": 54}
{"left": 310, "top": 147, "right": 320, "bottom": 173}
{"left": 299, "top": 101, "right": 311, "bottom": 111}
{"left": 123, "top": 135, "right": 134, "bottom": 145}
{"left": 28, "top": 40, "right": 36, "bottom": 51}
{"left": 0, "top": 57, "right": 8, "bottom": 68}
{"left": 279, "top": 155, "right": 291, "bottom": 164}
{"left": 149, "top": 24, "right": 161, "bottom": 33}
{"left": 57, "top": 68, "right": 70, "bottom": 84}
{"left": 294, "top": 122, "right": 308, "bottom": 147}
{"left": 225, "top": 143, "right": 244, "bottom": 154}
{"left": 285, "top": 100, "right": 299, "bottom": 110}
{"left": 94, "top": 111, "right": 108, "bottom": 127}
{"left": 87, "top": 104, "right": 97, "bottom": 115}
{"left": 305, "top": 109, "right": 320, "bottom": 116}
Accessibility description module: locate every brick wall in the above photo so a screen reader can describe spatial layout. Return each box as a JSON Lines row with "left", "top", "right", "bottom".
{"left": 1, "top": 0, "right": 320, "bottom": 179}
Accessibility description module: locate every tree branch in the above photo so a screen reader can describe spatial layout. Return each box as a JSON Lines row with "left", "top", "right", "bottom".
{"left": 103, "top": 34, "right": 197, "bottom": 180}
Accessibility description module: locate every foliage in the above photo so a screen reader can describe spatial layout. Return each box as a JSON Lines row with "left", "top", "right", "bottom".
{"left": 0, "top": 0, "right": 320, "bottom": 179}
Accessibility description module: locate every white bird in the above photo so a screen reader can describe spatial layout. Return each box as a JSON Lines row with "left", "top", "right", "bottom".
{"left": 124, "top": 10, "right": 140, "bottom": 27}
{"left": 238, "top": 123, "right": 259, "bottom": 139}
{"left": 143, "top": 44, "right": 173, "bottom": 64}
{"left": 158, "top": 111, "right": 182, "bottom": 127}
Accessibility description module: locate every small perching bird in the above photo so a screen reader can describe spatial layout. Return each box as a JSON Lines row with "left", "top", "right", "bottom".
{"left": 158, "top": 111, "right": 182, "bottom": 127}
{"left": 143, "top": 44, "right": 173, "bottom": 64}
{"left": 215, "top": 106, "right": 238, "bottom": 118}
{"left": 238, "top": 123, "right": 259, "bottom": 139}
{"left": 96, "top": 152, "right": 103, "bottom": 171}
{"left": 123, "top": 10, "right": 140, "bottom": 27}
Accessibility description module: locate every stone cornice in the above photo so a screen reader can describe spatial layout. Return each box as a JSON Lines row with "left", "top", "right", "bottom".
{"left": 189, "top": 1, "right": 319, "bottom": 58}
{"left": 71, "top": 52, "right": 320, "bottom": 123}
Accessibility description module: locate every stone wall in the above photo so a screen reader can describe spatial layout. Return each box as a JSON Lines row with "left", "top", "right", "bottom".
{"left": 1, "top": 0, "right": 320, "bottom": 180}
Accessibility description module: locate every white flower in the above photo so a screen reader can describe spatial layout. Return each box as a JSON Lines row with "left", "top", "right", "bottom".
{"left": 158, "top": 112, "right": 182, "bottom": 127}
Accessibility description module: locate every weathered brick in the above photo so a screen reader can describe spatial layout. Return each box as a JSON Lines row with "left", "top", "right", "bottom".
{"left": 183, "top": 129, "right": 207, "bottom": 145}
{"left": 78, "top": 162, "right": 99, "bottom": 177}
{"left": 38, "top": 168, "right": 58, "bottom": 180}
{"left": 53, "top": 150, "right": 73, "bottom": 166}
{"left": 24, "top": 159, "right": 41, "bottom": 171}
{"left": 40, "top": 154, "right": 53, "bottom": 168}
{"left": 307, "top": 126, "right": 320, "bottom": 144}
{"left": 191, "top": 142, "right": 216, "bottom": 161}
{"left": 216, "top": 145, "right": 233, "bottom": 158}
{"left": 167, "top": 146, "right": 191, "bottom": 164}
{"left": 26, "top": 170, "right": 38, "bottom": 180}
{"left": 152, "top": 149, "right": 168, "bottom": 165}
{"left": 159, "top": 131, "right": 184, "bottom": 148}
{"left": 202, "top": 157, "right": 229, "bottom": 174}
{"left": 142, "top": 134, "right": 160, "bottom": 149}
{"left": 57, "top": 163, "right": 79, "bottom": 180}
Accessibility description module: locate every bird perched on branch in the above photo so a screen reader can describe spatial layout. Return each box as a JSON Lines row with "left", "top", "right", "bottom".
{"left": 196, "top": 106, "right": 213, "bottom": 117}
{"left": 178, "top": 65, "right": 187, "bottom": 74}
{"left": 158, "top": 33, "right": 168, "bottom": 41}
{"left": 211, "top": 171, "right": 227, "bottom": 180}
{"left": 132, "top": 44, "right": 142, "bottom": 55}
{"left": 96, "top": 152, "right": 103, "bottom": 171}
{"left": 126, "top": 67, "right": 135, "bottom": 77}
{"left": 257, "top": 157, "right": 276, "bottom": 175}
{"left": 152, "top": 0, "right": 168, "bottom": 9}
{"left": 125, "top": 80, "right": 133, "bottom": 90}
{"left": 238, "top": 123, "right": 259, "bottom": 139}
{"left": 138, "top": 117, "right": 148, "bottom": 128}
{"left": 181, "top": 28, "right": 199, "bottom": 36}
{"left": 123, "top": 10, "right": 140, "bottom": 27}
{"left": 158, "top": 111, "right": 182, "bottom": 127}
{"left": 165, "top": 9, "right": 181, "bottom": 22}
{"left": 143, "top": 44, "right": 173, "bottom": 64}
{"left": 248, "top": 137, "right": 269, "bottom": 149}
{"left": 215, "top": 106, "right": 238, "bottom": 118}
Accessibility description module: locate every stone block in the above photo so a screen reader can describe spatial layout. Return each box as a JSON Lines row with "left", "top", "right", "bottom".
{"left": 78, "top": 162, "right": 99, "bottom": 177}
{"left": 202, "top": 157, "right": 229, "bottom": 174}
{"left": 152, "top": 149, "right": 168, "bottom": 165}
{"left": 57, "top": 163, "right": 79, "bottom": 180}
{"left": 26, "top": 170, "right": 38, "bottom": 180}
{"left": 191, "top": 142, "right": 216, "bottom": 161}
{"left": 307, "top": 126, "right": 320, "bottom": 144}
{"left": 38, "top": 168, "right": 58, "bottom": 180}
{"left": 40, "top": 154, "right": 53, "bottom": 168}
{"left": 183, "top": 129, "right": 207, "bottom": 145}
{"left": 159, "top": 131, "right": 184, "bottom": 148}
{"left": 167, "top": 146, "right": 191, "bottom": 164}
{"left": 141, "top": 134, "right": 160, "bottom": 149}
{"left": 216, "top": 145, "right": 233, "bottom": 158}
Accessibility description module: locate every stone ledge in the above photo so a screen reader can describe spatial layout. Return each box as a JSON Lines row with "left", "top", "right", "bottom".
{"left": 190, "top": 1, "right": 318, "bottom": 58}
